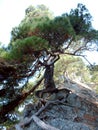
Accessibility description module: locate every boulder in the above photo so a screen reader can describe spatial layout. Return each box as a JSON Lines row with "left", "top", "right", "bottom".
{"left": 17, "top": 80, "right": 98, "bottom": 130}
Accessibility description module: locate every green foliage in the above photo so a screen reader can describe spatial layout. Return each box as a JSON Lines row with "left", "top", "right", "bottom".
{"left": 54, "top": 55, "right": 91, "bottom": 84}
{"left": 0, "top": 48, "right": 7, "bottom": 58}
{"left": 68, "top": 3, "right": 92, "bottom": 35}
{"left": 25, "top": 4, "right": 53, "bottom": 20}
{"left": 37, "top": 16, "right": 76, "bottom": 50}
{"left": 36, "top": 3, "right": 98, "bottom": 52}
{"left": 7, "top": 36, "right": 48, "bottom": 60}
{"left": 0, "top": 4, "right": 98, "bottom": 127}
{"left": 87, "top": 65, "right": 98, "bottom": 93}
{"left": 0, "top": 43, "right": 5, "bottom": 57}
{"left": 11, "top": 24, "right": 31, "bottom": 41}
{"left": 88, "top": 65, "right": 98, "bottom": 83}
{"left": 10, "top": 4, "right": 53, "bottom": 42}
{"left": 67, "top": 3, "right": 98, "bottom": 45}
{"left": 10, "top": 3, "right": 98, "bottom": 56}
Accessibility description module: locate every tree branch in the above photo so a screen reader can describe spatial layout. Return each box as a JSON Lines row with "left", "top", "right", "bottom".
{"left": 0, "top": 76, "right": 44, "bottom": 118}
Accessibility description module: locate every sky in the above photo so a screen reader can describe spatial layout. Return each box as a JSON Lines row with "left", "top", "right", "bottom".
{"left": 0, "top": 0, "right": 98, "bottom": 64}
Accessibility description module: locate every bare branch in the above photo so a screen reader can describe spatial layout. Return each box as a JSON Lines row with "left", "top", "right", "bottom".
{"left": 73, "top": 45, "right": 87, "bottom": 54}
{"left": 63, "top": 37, "right": 74, "bottom": 50}
{"left": 83, "top": 56, "right": 93, "bottom": 66}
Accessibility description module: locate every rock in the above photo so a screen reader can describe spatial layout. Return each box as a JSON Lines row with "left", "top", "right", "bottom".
{"left": 21, "top": 80, "right": 98, "bottom": 130}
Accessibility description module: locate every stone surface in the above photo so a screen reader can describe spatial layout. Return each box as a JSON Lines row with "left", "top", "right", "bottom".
{"left": 21, "top": 80, "right": 98, "bottom": 130}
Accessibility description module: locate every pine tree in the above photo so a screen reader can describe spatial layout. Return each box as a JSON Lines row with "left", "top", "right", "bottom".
{"left": 0, "top": 3, "right": 98, "bottom": 122}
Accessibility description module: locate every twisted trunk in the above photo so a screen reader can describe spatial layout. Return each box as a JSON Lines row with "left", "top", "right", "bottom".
{"left": 44, "top": 64, "right": 56, "bottom": 89}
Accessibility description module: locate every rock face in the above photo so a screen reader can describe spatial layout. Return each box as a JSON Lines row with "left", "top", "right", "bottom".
{"left": 20, "top": 80, "right": 98, "bottom": 130}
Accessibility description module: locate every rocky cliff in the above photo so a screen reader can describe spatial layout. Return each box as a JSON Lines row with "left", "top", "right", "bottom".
{"left": 15, "top": 80, "right": 98, "bottom": 130}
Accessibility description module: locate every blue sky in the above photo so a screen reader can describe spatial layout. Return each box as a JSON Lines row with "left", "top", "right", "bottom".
{"left": 0, "top": 0, "right": 98, "bottom": 64}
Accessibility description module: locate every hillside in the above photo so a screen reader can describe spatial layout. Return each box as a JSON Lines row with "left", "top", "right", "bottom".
{"left": 13, "top": 80, "right": 98, "bottom": 130}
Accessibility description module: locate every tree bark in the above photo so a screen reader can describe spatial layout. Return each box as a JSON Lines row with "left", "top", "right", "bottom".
{"left": 44, "top": 64, "right": 56, "bottom": 89}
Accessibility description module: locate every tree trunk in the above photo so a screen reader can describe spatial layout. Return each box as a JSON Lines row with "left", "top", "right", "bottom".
{"left": 44, "top": 64, "right": 56, "bottom": 89}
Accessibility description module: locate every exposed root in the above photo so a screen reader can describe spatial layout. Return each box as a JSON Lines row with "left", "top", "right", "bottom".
{"left": 15, "top": 100, "right": 61, "bottom": 130}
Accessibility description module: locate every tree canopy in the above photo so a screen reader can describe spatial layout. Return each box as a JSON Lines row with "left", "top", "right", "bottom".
{"left": 0, "top": 3, "right": 98, "bottom": 123}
